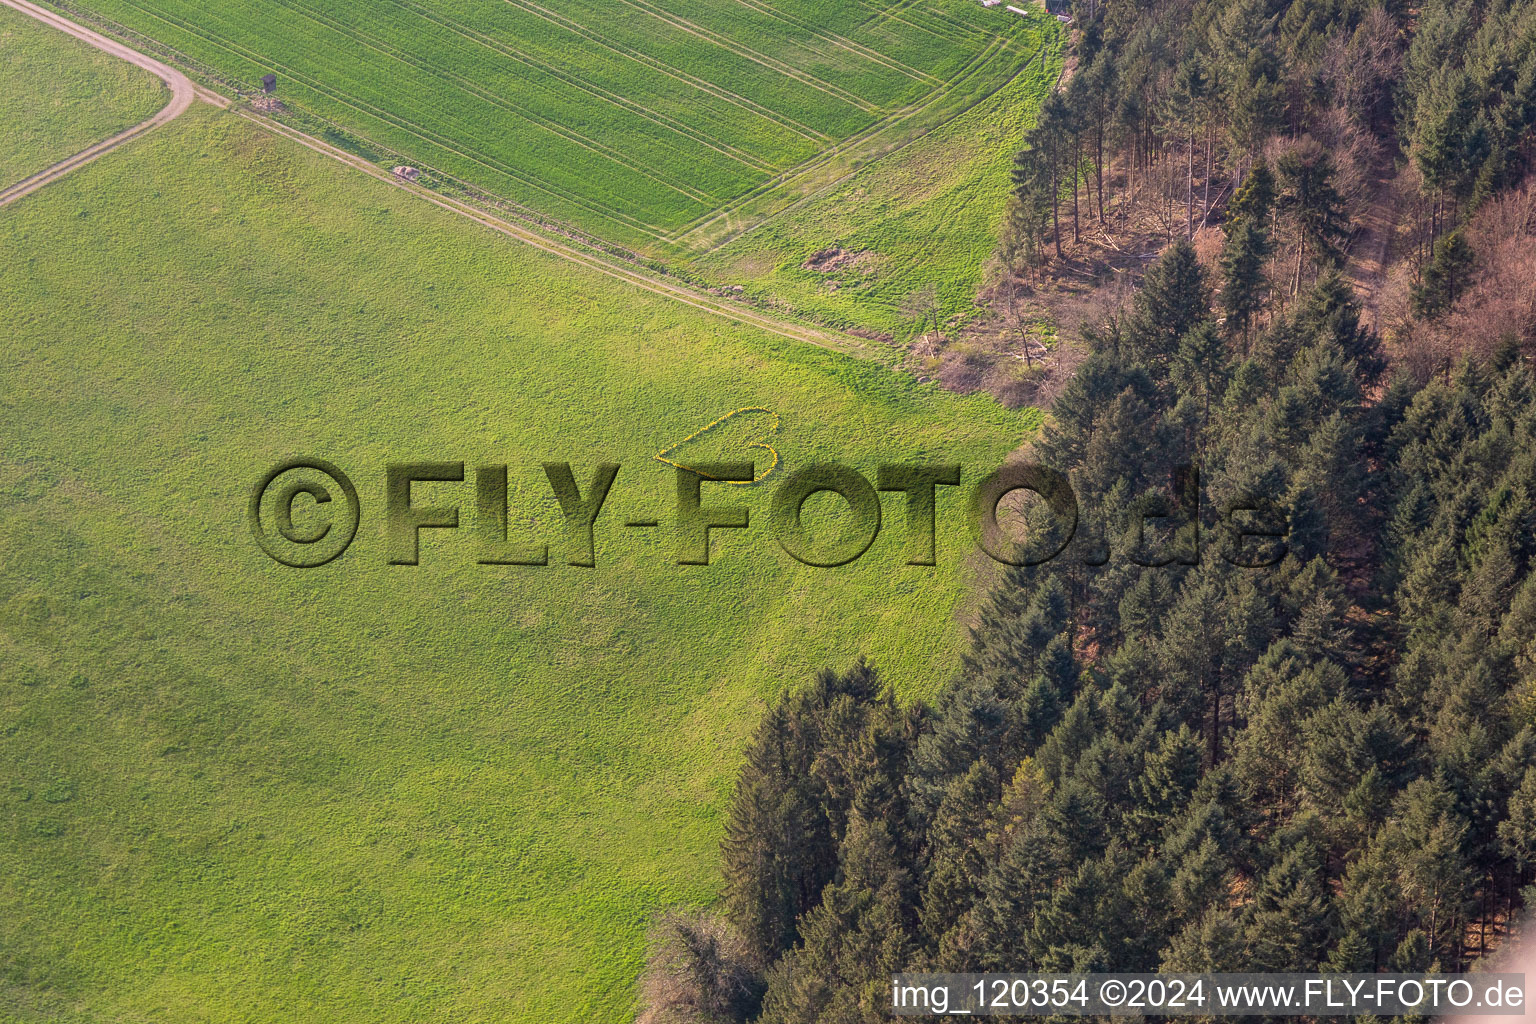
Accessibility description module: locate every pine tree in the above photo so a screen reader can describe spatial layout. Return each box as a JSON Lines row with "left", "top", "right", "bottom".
{"left": 1338, "top": 842, "right": 1403, "bottom": 970}
{"left": 1118, "top": 853, "right": 1175, "bottom": 967}
{"left": 1124, "top": 724, "right": 1204, "bottom": 848}
{"left": 756, "top": 814, "right": 916, "bottom": 1024}
{"left": 1244, "top": 841, "right": 1336, "bottom": 971}
{"left": 720, "top": 663, "right": 894, "bottom": 962}
{"left": 1277, "top": 140, "right": 1350, "bottom": 294}
{"left": 1018, "top": 92, "right": 1073, "bottom": 260}
{"left": 971, "top": 817, "right": 1062, "bottom": 970}
{"left": 1125, "top": 240, "right": 1213, "bottom": 371}
{"left": 1166, "top": 56, "right": 1212, "bottom": 239}
{"left": 1173, "top": 322, "right": 1232, "bottom": 434}
{"left": 1002, "top": 162, "right": 1052, "bottom": 277}
{"left": 1299, "top": 703, "right": 1413, "bottom": 839}
{"left": 903, "top": 675, "right": 1009, "bottom": 828}
{"left": 918, "top": 760, "right": 999, "bottom": 947}
{"left": 722, "top": 703, "right": 838, "bottom": 962}
{"left": 1228, "top": 45, "right": 1286, "bottom": 156}
{"left": 1410, "top": 229, "right": 1476, "bottom": 320}
{"left": 1325, "top": 928, "right": 1374, "bottom": 972}
{"left": 1162, "top": 908, "right": 1247, "bottom": 980}
{"left": 1220, "top": 219, "right": 1272, "bottom": 349}
{"left": 1497, "top": 767, "right": 1536, "bottom": 874}
{"left": 1231, "top": 665, "right": 1332, "bottom": 822}
{"left": 1167, "top": 835, "right": 1234, "bottom": 925}
{"left": 1027, "top": 858, "right": 1124, "bottom": 971}
{"left": 1225, "top": 159, "right": 1277, "bottom": 233}
{"left": 1379, "top": 777, "right": 1476, "bottom": 965}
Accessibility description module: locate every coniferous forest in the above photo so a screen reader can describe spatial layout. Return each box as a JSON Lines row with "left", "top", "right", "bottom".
{"left": 640, "top": 0, "right": 1536, "bottom": 1020}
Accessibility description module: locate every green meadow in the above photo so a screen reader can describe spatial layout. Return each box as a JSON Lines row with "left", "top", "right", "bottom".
{"left": 691, "top": 30, "right": 1062, "bottom": 334}
{"left": 0, "top": 3, "right": 167, "bottom": 188}
{"left": 0, "top": 106, "right": 1036, "bottom": 1022}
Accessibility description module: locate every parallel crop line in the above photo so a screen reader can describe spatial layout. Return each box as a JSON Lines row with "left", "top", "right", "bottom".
{"left": 730, "top": 0, "right": 941, "bottom": 84}
{"left": 601, "top": 0, "right": 882, "bottom": 114}
{"left": 853, "top": 0, "right": 990, "bottom": 45}
{"left": 500, "top": 0, "right": 832, "bottom": 143}
{"left": 266, "top": 0, "right": 718, "bottom": 205}
{"left": 386, "top": 0, "right": 780, "bottom": 174}
{"left": 912, "top": 3, "right": 1001, "bottom": 41}
{"left": 663, "top": 32, "right": 1013, "bottom": 244}
{"left": 692, "top": 38, "right": 1049, "bottom": 253}
{"left": 103, "top": 0, "right": 673, "bottom": 236}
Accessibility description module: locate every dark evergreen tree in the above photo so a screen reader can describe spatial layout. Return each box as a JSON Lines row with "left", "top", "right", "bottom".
{"left": 1410, "top": 229, "right": 1476, "bottom": 320}
{"left": 1277, "top": 140, "right": 1350, "bottom": 293}
{"left": 1220, "top": 219, "right": 1272, "bottom": 349}
{"left": 1125, "top": 240, "right": 1213, "bottom": 371}
{"left": 756, "top": 814, "right": 916, "bottom": 1024}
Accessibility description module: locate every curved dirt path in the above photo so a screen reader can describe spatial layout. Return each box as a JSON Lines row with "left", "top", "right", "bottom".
{"left": 0, "top": 0, "right": 207, "bottom": 208}
{"left": 237, "top": 109, "right": 860, "bottom": 350}
{"left": 0, "top": 0, "right": 861, "bottom": 352}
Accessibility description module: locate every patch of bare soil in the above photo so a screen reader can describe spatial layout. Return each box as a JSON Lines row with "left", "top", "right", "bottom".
{"left": 905, "top": 215, "right": 1165, "bottom": 410}
{"left": 801, "top": 246, "right": 880, "bottom": 274}
{"left": 901, "top": 279, "right": 1081, "bottom": 410}
{"left": 936, "top": 137, "right": 1249, "bottom": 408}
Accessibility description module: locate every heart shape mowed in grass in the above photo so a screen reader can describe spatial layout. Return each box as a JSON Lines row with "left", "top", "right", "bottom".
{"left": 653, "top": 407, "right": 781, "bottom": 484}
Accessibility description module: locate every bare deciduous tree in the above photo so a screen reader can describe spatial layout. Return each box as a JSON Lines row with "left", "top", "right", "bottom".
{"left": 638, "top": 912, "right": 763, "bottom": 1024}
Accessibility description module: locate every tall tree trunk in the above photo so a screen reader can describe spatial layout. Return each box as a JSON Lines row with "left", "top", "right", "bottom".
{"left": 1051, "top": 153, "right": 1062, "bottom": 259}
{"left": 1072, "top": 136, "right": 1081, "bottom": 244}
{"left": 1203, "top": 127, "right": 1213, "bottom": 221}
{"left": 1166, "top": 141, "right": 1174, "bottom": 240}
{"left": 1479, "top": 882, "right": 1488, "bottom": 955}
{"left": 1096, "top": 121, "right": 1106, "bottom": 223}
{"left": 1187, "top": 130, "right": 1195, "bottom": 240}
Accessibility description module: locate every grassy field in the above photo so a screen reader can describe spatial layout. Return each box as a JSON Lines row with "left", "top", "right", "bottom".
{"left": 59, "top": 0, "right": 1045, "bottom": 248}
{"left": 691, "top": 29, "right": 1062, "bottom": 335}
{"left": 0, "top": 2, "right": 167, "bottom": 188}
{"left": 0, "top": 105, "right": 1036, "bottom": 1022}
